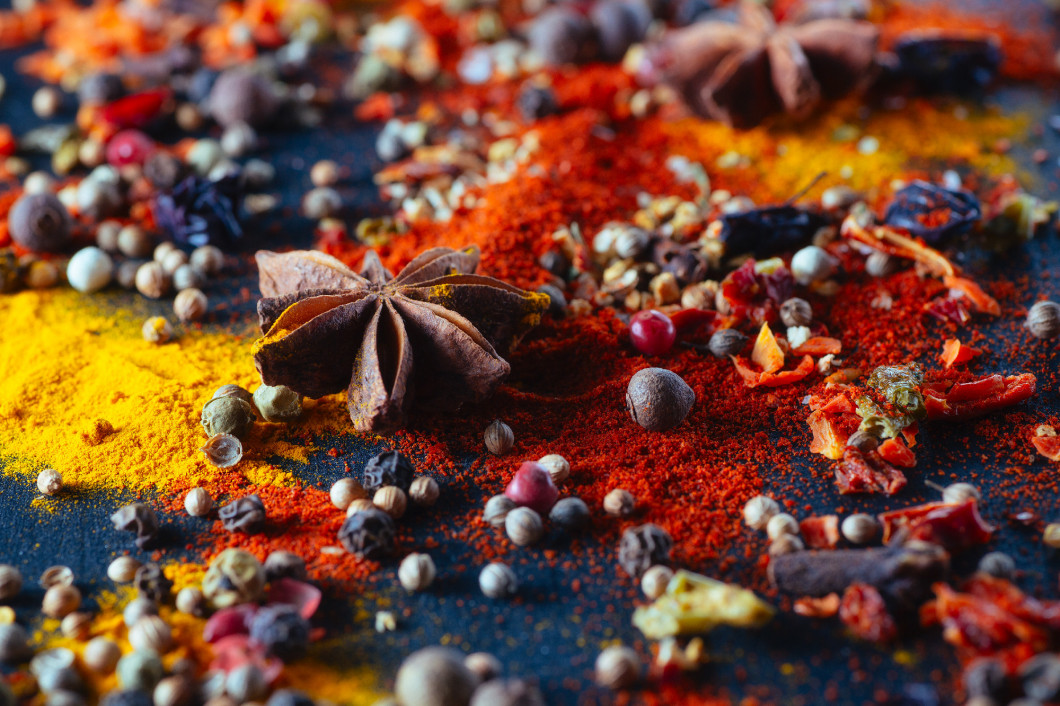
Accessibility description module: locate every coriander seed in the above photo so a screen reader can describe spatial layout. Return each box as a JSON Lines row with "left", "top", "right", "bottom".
{"left": 743, "top": 495, "right": 779, "bottom": 531}
{"left": 505, "top": 506, "right": 544, "bottom": 546}
{"left": 640, "top": 565, "right": 673, "bottom": 600}
{"left": 263, "top": 551, "right": 306, "bottom": 582}
{"left": 116, "top": 649, "right": 164, "bottom": 691}
{"left": 346, "top": 498, "right": 375, "bottom": 516}
{"left": 0, "top": 565, "right": 22, "bottom": 601}
{"left": 160, "top": 249, "right": 189, "bottom": 276}
{"left": 226, "top": 664, "right": 267, "bottom": 703}
{"left": 479, "top": 562, "right": 518, "bottom": 599}
{"left": 174, "top": 288, "right": 208, "bottom": 323}
{"left": 766, "top": 513, "right": 799, "bottom": 540}
{"left": 153, "top": 242, "right": 176, "bottom": 264}
{"left": 212, "top": 384, "right": 253, "bottom": 405}
{"left": 779, "top": 297, "right": 813, "bottom": 327}
{"left": 374, "top": 485, "right": 407, "bottom": 519}
{"left": 175, "top": 587, "right": 205, "bottom": 616}
{"left": 135, "top": 261, "right": 170, "bottom": 299}
{"left": 865, "top": 251, "right": 897, "bottom": 277}
{"left": 1026, "top": 300, "right": 1060, "bottom": 339}
{"left": 107, "top": 557, "right": 141, "bottom": 583}
{"left": 791, "top": 245, "right": 836, "bottom": 284}
{"left": 37, "top": 468, "right": 62, "bottom": 496}
{"left": 483, "top": 494, "right": 515, "bottom": 528}
{"left": 841, "top": 514, "right": 879, "bottom": 544}
{"left": 42, "top": 584, "right": 81, "bottom": 618}
{"left": 484, "top": 419, "right": 514, "bottom": 455}
{"left": 537, "top": 454, "right": 570, "bottom": 483}
{"left": 154, "top": 675, "right": 196, "bottom": 706}
{"left": 82, "top": 637, "right": 121, "bottom": 674}
{"left": 549, "top": 496, "right": 590, "bottom": 532}
{"left": 40, "top": 565, "right": 74, "bottom": 589}
{"left": 202, "top": 549, "right": 266, "bottom": 609}
{"left": 199, "top": 433, "right": 242, "bottom": 468}
{"left": 769, "top": 534, "right": 805, "bottom": 556}
{"left": 252, "top": 384, "right": 302, "bottom": 422}
{"left": 129, "top": 615, "right": 173, "bottom": 653}
{"left": 595, "top": 645, "right": 641, "bottom": 690}
{"left": 96, "top": 220, "right": 121, "bottom": 251}
{"left": 302, "top": 187, "right": 342, "bottom": 219}
{"left": 409, "top": 476, "right": 439, "bottom": 507}
{"left": 603, "top": 488, "right": 635, "bottom": 517}
{"left": 397, "top": 553, "right": 436, "bottom": 592}
{"left": 184, "top": 487, "right": 213, "bottom": 517}
{"left": 942, "top": 482, "right": 980, "bottom": 504}
{"left": 116, "top": 260, "right": 142, "bottom": 290}
{"left": 330, "top": 478, "right": 367, "bottom": 511}
{"left": 142, "top": 316, "right": 174, "bottom": 344}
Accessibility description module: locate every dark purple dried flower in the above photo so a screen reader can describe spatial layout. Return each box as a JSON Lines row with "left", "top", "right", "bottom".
{"left": 883, "top": 180, "right": 981, "bottom": 245}
{"left": 153, "top": 176, "right": 244, "bottom": 249}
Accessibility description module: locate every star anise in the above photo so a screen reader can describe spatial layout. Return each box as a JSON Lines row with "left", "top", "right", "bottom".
{"left": 639, "top": 1, "right": 879, "bottom": 127}
{"left": 253, "top": 246, "right": 548, "bottom": 433}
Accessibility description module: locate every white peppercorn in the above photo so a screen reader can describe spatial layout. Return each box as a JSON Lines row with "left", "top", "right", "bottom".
{"left": 96, "top": 220, "right": 121, "bottom": 251}
{"left": 779, "top": 298, "right": 813, "bottom": 327}
{"left": 172, "top": 264, "right": 205, "bottom": 291}
{"left": 0, "top": 566, "right": 22, "bottom": 602}
{"left": 66, "top": 247, "right": 113, "bottom": 293}
{"left": 484, "top": 419, "right": 514, "bottom": 455}
{"left": 791, "top": 245, "right": 836, "bottom": 284}
{"left": 603, "top": 488, "right": 635, "bottom": 517}
{"left": 107, "top": 556, "right": 141, "bottom": 583}
{"left": 409, "top": 476, "right": 439, "bottom": 507}
{"left": 160, "top": 249, "right": 189, "bottom": 276}
{"left": 123, "top": 597, "right": 158, "bottom": 628}
{"left": 505, "top": 506, "right": 544, "bottom": 546}
{"left": 135, "top": 261, "right": 170, "bottom": 299}
{"left": 483, "top": 494, "right": 515, "bottom": 528}
{"left": 479, "top": 562, "right": 518, "bottom": 599}
{"left": 302, "top": 187, "right": 342, "bottom": 219}
{"left": 175, "top": 587, "right": 205, "bottom": 616}
{"left": 594, "top": 646, "right": 641, "bottom": 690}
{"left": 142, "top": 316, "right": 174, "bottom": 344}
{"left": 1026, "top": 300, "right": 1060, "bottom": 339}
{"left": 174, "top": 288, "right": 208, "bottom": 323}
{"left": 768, "top": 534, "right": 805, "bottom": 556}
{"left": 841, "top": 514, "right": 879, "bottom": 544}
{"left": 743, "top": 495, "right": 779, "bottom": 531}
{"left": 537, "top": 454, "right": 569, "bottom": 483}
{"left": 330, "top": 478, "right": 367, "bottom": 511}
{"left": 129, "top": 615, "right": 173, "bottom": 653}
{"left": 184, "top": 487, "right": 213, "bottom": 517}
{"left": 42, "top": 584, "right": 81, "bottom": 618}
{"left": 117, "top": 649, "right": 164, "bottom": 691}
{"left": 153, "top": 242, "right": 177, "bottom": 264}
{"left": 397, "top": 553, "right": 436, "bottom": 592}
{"left": 942, "top": 482, "right": 980, "bottom": 504}
{"left": 766, "top": 513, "right": 799, "bottom": 540}
{"left": 640, "top": 565, "right": 673, "bottom": 600}
{"left": 117, "top": 225, "right": 154, "bottom": 258}
{"left": 37, "top": 468, "right": 63, "bottom": 496}
{"left": 82, "top": 637, "right": 121, "bottom": 674}
{"left": 464, "top": 652, "right": 502, "bottom": 683}
{"left": 374, "top": 485, "right": 407, "bottom": 519}
{"left": 190, "top": 245, "right": 224, "bottom": 276}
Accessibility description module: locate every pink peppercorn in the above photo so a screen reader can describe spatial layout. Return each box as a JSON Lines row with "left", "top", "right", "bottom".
{"left": 106, "top": 130, "right": 156, "bottom": 167}
{"left": 629, "top": 309, "right": 676, "bottom": 356}
{"left": 504, "top": 461, "right": 559, "bottom": 514}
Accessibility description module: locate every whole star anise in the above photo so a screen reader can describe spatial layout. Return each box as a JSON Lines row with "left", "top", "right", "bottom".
{"left": 638, "top": 1, "right": 879, "bottom": 127}
{"left": 253, "top": 246, "right": 548, "bottom": 433}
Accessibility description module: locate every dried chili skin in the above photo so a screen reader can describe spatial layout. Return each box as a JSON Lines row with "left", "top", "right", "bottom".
{"left": 834, "top": 446, "right": 907, "bottom": 495}
{"left": 883, "top": 181, "right": 982, "bottom": 244}
{"left": 923, "top": 373, "right": 1036, "bottom": 421}
{"left": 717, "top": 206, "right": 828, "bottom": 258}
{"left": 769, "top": 541, "right": 948, "bottom": 611}
{"left": 879, "top": 500, "right": 994, "bottom": 552}
{"left": 839, "top": 583, "right": 898, "bottom": 642}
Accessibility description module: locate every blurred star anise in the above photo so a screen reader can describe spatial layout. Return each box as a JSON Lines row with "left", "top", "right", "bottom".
{"left": 253, "top": 246, "right": 548, "bottom": 433}
{"left": 639, "top": 1, "right": 879, "bottom": 127}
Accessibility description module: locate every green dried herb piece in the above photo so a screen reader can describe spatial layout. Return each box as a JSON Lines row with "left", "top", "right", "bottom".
{"left": 867, "top": 364, "right": 926, "bottom": 421}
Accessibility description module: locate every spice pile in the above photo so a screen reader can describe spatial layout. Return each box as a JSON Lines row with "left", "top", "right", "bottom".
{"left": 0, "top": 0, "right": 1059, "bottom": 704}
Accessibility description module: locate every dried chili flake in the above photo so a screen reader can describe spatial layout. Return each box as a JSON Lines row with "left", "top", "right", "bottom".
{"left": 100, "top": 89, "right": 171, "bottom": 131}
{"left": 839, "top": 583, "right": 898, "bottom": 642}
{"left": 883, "top": 180, "right": 982, "bottom": 244}
{"left": 733, "top": 354, "right": 815, "bottom": 389}
{"left": 877, "top": 437, "right": 916, "bottom": 468}
{"left": 879, "top": 500, "right": 994, "bottom": 552}
{"left": 923, "top": 373, "right": 1036, "bottom": 421}
{"left": 799, "top": 515, "right": 839, "bottom": 549}
{"left": 925, "top": 295, "right": 972, "bottom": 325}
{"left": 834, "top": 446, "right": 907, "bottom": 495}
{"left": 793, "top": 594, "right": 840, "bottom": 618}
{"left": 940, "top": 338, "right": 980, "bottom": 368}
{"left": 1031, "top": 426, "right": 1060, "bottom": 461}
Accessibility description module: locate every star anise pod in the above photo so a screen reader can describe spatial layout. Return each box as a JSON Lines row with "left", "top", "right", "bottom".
{"left": 253, "top": 246, "right": 549, "bottom": 433}
{"left": 638, "top": 1, "right": 879, "bottom": 127}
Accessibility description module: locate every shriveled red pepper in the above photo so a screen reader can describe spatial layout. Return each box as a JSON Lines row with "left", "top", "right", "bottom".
{"left": 834, "top": 446, "right": 907, "bottom": 495}
{"left": 732, "top": 354, "right": 814, "bottom": 388}
{"left": 668, "top": 308, "right": 718, "bottom": 338}
{"left": 878, "top": 437, "right": 916, "bottom": 468}
{"left": 879, "top": 500, "right": 993, "bottom": 551}
{"left": 840, "top": 583, "right": 897, "bottom": 642}
{"left": 792, "top": 337, "right": 842, "bottom": 357}
{"left": 924, "top": 373, "right": 1036, "bottom": 420}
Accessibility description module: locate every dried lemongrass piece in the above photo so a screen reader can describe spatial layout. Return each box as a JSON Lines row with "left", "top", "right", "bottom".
{"left": 199, "top": 433, "right": 243, "bottom": 468}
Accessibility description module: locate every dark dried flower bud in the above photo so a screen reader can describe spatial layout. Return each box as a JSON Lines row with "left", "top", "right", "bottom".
{"left": 779, "top": 297, "right": 813, "bottom": 327}
{"left": 8, "top": 193, "right": 72, "bottom": 253}
{"left": 362, "top": 450, "right": 415, "bottom": 492}
{"left": 618, "top": 523, "right": 672, "bottom": 577}
{"left": 208, "top": 69, "right": 279, "bottom": 128}
{"left": 219, "top": 494, "right": 266, "bottom": 534}
{"left": 134, "top": 563, "right": 173, "bottom": 603}
{"left": 249, "top": 604, "right": 311, "bottom": 662}
{"left": 707, "top": 328, "right": 748, "bottom": 358}
{"left": 110, "top": 503, "right": 159, "bottom": 549}
{"left": 338, "top": 509, "right": 396, "bottom": 560}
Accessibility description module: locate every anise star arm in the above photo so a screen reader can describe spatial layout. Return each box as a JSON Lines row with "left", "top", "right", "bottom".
{"left": 393, "top": 246, "right": 481, "bottom": 285}
{"left": 348, "top": 299, "right": 414, "bottom": 433}
{"left": 256, "top": 250, "right": 367, "bottom": 297}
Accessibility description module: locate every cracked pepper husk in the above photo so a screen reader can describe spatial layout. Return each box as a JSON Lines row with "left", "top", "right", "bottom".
{"left": 362, "top": 450, "right": 415, "bottom": 492}
{"left": 110, "top": 503, "right": 159, "bottom": 550}
{"left": 338, "top": 509, "right": 396, "bottom": 560}
{"left": 218, "top": 494, "right": 266, "bottom": 534}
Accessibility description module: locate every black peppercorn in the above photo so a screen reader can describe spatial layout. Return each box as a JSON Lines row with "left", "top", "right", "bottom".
{"left": 134, "top": 562, "right": 172, "bottom": 603}
{"left": 99, "top": 690, "right": 153, "bottom": 706}
{"left": 9, "top": 193, "right": 72, "bottom": 253}
{"left": 208, "top": 69, "right": 278, "bottom": 128}
{"left": 362, "top": 450, "right": 415, "bottom": 492}
{"left": 110, "top": 503, "right": 159, "bottom": 550}
{"left": 219, "top": 494, "right": 266, "bottom": 534}
{"left": 527, "top": 7, "right": 599, "bottom": 66}
{"left": 549, "top": 497, "right": 590, "bottom": 532}
{"left": 78, "top": 73, "right": 124, "bottom": 106}
{"left": 143, "top": 153, "right": 185, "bottom": 191}
{"left": 625, "top": 368, "right": 695, "bottom": 432}
{"left": 589, "top": 0, "right": 652, "bottom": 63}
{"left": 618, "top": 523, "right": 673, "bottom": 577}
{"left": 265, "top": 690, "right": 315, "bottom": 706}
{"left": 516, "top": 84, "right": 559, "bottom": 123}
{"left": 338, "top": 509, "right": 396, "bottom": 560}
{"left": 707, "top": 328, "right": 748, "bottom": 358}
{"left": 249, "top": 604, "right": 311, "bottom": 662}
{"left": 538, "top": 250, "right": 570, "bottom": 280}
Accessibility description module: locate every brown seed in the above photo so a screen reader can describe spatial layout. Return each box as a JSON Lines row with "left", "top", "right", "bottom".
{"left": 129, "top": 615, "right": 173, "bottom": 653}
{"left": 160, "top": 249, "right": 189, "bottom": 276}
{"left": 779, "top": 297, "right": 813, "bottom": 327}
{"left": 59, "top": 612, "right": 92, "bottom": 641}
{"left": 505, "top": 507, "right": 544, "bottom": 546}
{"left": 175, "top": 587, "right": 205, "bottom": 616}
{"left": 640, "top": 565, "right": 673, "bottom": 600}
{"left": 42, "top": 585, "right": 81, "bottom": 619}
{"left": 408, "top": 476, "right": 439, "bottom": 507}
{"left": 1044, "top": 523, "right": 1060, "bottom": 549}
{"left": 96, "top": 220, "right": 121, "bottom": 251}
{"left": 625, "top": 368, "right": 695, "bottom": 432}
{"left": 479, "top": 562, "right": 518, "bottom": 599}
{"left": 329, "top": 478, "right": 367, "bottom": 511}
{"left": 0, "top": 565, "right": 22, "bottom": 601}
{"left": 766, "top": 513, "right": 799, "bottom": 541}
{"left": 484, "top": 419, "right": 514, "bottom": 455}
{"left": 743, "top": 495, "right": 779, "bottom": 531}
{"left": 154, "top": 675, "right": 197, "bottom": 706}
{"left": 190, "top": 245, "right": 225, "bottom": 276}
{"left": 603, "top": 488, "right": 635, "bottom": 517}
{"left": 483, "top": 494, "right": 515, "bottom": 529}
{"left": 117, "top": 225, "right": 154, "bottom": 258}
{"left": 769, "top": 534, "right": 805, "bottom": 557}
{"left": 1027, "top": 300, "right": 1060, "bottom": 339}
{"left": 397, "top": 553, "right": 436, "bottom": 592}
{"left": 346, "top": 498, "right": 375, "bottom": 516}
{"left": 595, "top": 645, "right": 641, "bottom": 690}
{"left": 841, "top": 514, "right": 879, "bottom": 545}
{"left": 184, "top": 488, "right": 214, "bottom": 517}
{"left": 373, "top": 486, "right": 407, "bottom": 519}
{"left": 82, "top": 637, "right": 121, "bottom": 674}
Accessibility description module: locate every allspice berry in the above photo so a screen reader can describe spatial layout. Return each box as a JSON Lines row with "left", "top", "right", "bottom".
{"left": 42, "top": 584, "right": 81, "bottom": 618}
{"left": 505, "top": 507, "right": 544, "bottom": 546}
{"left": 184, "top": 487, "right": 214, "bottom": 517}
{"left": 173, "top": 288, "right": 208, "bottom": 323}
{"left": 37, "top": 468, "right": 63, "bottom": 496}
{"left": 484, "top": 419, "right": 514, "bottom": 455}
{"left": 135, "top": 261, "right": 170, "bottom": 299}
{"left": 595, "top": 646, "right": 641, "bottom": 690}
{"left": 603, "top": 488, "right": 635, "bottom": 517}
{"left": 395, "top": 647, "right": 477, "bottom": 706}
{"left": 1026, "top": 300, "right": 1060, "bottom": 339}
{"left": 397, "top": 553, "right": 436, "bottom": 592}
{"left": 640, "top": 565, "right": 673, "bottom": 600}
{"left": 330, "top": 478, "right": 367, "bottom": 511}
{"left": 9, "top": 192, "right": 71, "bottom": 252}
{"left": 0, "top": 565, "right": 22, "bottom": 601}
{"left": 479, "top": 563, "right": 518, "bottom": 599}
{"left": 779, "top": 297, "right": 813, "bottom": 327}
{"left": 409, "top": 476, "right": 439, "bottom": 507}
{"left": 537, "top": 454, "right": 570, "bottom": 484}
{"left": 625, "top": 368, "right": 695, "bottom": 432}
{"left": 82, "top": 637, "right": 121, "bottom": 674}
{"left": 374, "top": 485, "right": 407, "bottom": 519}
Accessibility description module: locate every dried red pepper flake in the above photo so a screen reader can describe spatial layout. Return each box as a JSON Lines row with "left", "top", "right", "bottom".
{"left": 834, "top": 446, "right": 907, "bottom": 495}
{"left": 879, "top": 500, "right": 994, "bottom": 552}
{"left": 732, "top": 354, "right": 815, "bottom": 389}
{"left": 1031, "top": 428, "right": 1060, "bottom": 461}
{"left": 940, "top": 337, "right": 981, "bottom": 369}
{"left": 799, "top": 515, "right": 840, "bottom": 549}
{"left": 923, "top": 373, "right": 1036, "bottom": 420}
{"left": 793, "top": 594, "right": 841, "bottom": 618}
{"left": 943, "top": 276, "right": 1001, "bottom": 316}
{"left": 100, "top": 88, "right": 171, "bottom": 130}
{"left": 877, "top": 437, "right": 916, "bottom": 468}
{"left": 925, "top": 295, "right": 972, "bottom": 325}
{"left": 840, "top": 583, "right": 898, "bottom": 643}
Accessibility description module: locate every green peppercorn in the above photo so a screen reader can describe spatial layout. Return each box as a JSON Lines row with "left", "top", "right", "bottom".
{"left": 252, "top": 384, "right": 303, "bottom": 423}
{"left": 200, "top": 396, "right": 256, "bottom": 439}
